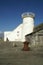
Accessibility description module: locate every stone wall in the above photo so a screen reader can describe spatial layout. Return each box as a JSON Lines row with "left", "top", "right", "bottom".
{"left": 26, "top": 29, "right": 43, "bottom": 47}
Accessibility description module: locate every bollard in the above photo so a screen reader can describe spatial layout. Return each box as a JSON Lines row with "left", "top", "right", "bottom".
{"left": 22, "top": 41, "right": 30, "bottom": 51}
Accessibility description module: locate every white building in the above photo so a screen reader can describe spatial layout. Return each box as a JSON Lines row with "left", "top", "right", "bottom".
{"left": 4, "top": 12, "right": 35, "bottom": 42}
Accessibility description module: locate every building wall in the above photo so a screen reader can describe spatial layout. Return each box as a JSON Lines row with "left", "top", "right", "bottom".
{"left": 4, "top": 12, "right": 35, "bottom": 42}
{"left": 26, "top": 29, "right": 43, "bottom": 47}
{"left": 22, "top": 17, "right": 34, "bottom": 42}
{"left": 4, "top": 31, "right": 11, "bottom": 41}
{"left": 4, "top": 24, "right": 23, "bottom": 41}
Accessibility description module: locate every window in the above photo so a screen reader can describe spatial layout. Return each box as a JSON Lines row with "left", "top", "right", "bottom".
{"left": 17, "top": 31, "right": 19, "bottom": 33}
{"left": 17, "top": 31, "right": 19, "bottom": 37}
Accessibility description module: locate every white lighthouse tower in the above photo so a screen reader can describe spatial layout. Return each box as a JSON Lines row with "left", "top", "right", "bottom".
{"left": 4, "top": 12, "right": 35, "bottom": 42}
{"left": 22, "top": 12, "right": 35, "bottom": 42}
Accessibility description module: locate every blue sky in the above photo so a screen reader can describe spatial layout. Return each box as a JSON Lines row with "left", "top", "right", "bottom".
{"left": 0, "top": 0, "right": 43, "bottom": 32}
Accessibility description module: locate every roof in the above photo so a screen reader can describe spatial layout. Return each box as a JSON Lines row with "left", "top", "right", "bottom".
{"left": 21, "top": 12, "right": 35, "bottom": 18}
{"left": 33, "top": 23, "right": 43, "bottom": 32}
{"left": 26, "top": 23, "right": 43, "bottom": 36}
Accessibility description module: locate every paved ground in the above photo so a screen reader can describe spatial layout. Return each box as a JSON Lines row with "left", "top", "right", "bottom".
{"left": 0, "top": 46, "right": 43, "bottom": 65}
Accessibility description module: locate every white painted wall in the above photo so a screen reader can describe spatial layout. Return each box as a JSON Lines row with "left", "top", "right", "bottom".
{"left": 4, "top": 12, "right": 35, "bottom": 42}
{"left": 4, "top": 31, "right": 11, "bottom": 41}
{"left": 4, "top": 24, "right": 22, "bottom": 41}
{"left": 22, "top": 17, "right": 34, "bottom": 42}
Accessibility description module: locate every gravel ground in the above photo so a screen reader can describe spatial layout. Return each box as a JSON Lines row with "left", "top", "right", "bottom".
{"left": 0, "top": 46, "right": 43, "bottom": 65}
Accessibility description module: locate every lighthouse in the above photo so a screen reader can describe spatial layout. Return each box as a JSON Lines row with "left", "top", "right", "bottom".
{"left": 22, "top": 12, "right": 35, "bottom": 42}
{"left": 4, "top": 12, "right": 35, "bottom": 43}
